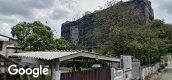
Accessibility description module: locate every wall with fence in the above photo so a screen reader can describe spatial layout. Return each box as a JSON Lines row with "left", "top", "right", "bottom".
{"left": 60, "top": 66, "right": 160, "bottom": 80}
{"left": 141, "top": 63, "right": 160, "bottom": 80}
{"left": 60, "top": 62, "right": 160, "bottom": 80}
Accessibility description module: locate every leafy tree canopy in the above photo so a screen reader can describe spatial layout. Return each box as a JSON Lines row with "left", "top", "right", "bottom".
{"left": 94, "top": 18, "right": 172, "bottom": 65}
{"left": 11, "top": 21, "right": 79, "bottom": 51}
{"left": 11, "top": 21, "right": 54, "bottom": 51}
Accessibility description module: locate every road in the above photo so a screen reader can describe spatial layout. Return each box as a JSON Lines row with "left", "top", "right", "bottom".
{"left": 161, "top": 63, "right": 172, "bottom": 80}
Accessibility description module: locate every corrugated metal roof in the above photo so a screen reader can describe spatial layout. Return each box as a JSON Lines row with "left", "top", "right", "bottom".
{"left": 0, "top": 34, "right": 17, "bottom": 41}
{"left": 11, "top": 51, "right": 78, "bottom": 60}
{"left": 0, "top": 36, "right": 9, "bottom": 41}
{"left": 10, "top": 51, "right": 120, "bottom": 62}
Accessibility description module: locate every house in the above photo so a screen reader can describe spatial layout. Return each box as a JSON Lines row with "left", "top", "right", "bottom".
{"left": 0, "top": 34, "right": 20, "bottom": 80}
{"left": 0, "top": 35, "right": 8, "bottom": 56}
{"left": 0, "top": 34, "right": 20, "bottom": 57}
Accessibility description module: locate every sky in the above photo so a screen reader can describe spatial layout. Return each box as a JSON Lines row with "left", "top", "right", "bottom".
{"left": 0, "top": 0, "right": 171, "bottom": 38}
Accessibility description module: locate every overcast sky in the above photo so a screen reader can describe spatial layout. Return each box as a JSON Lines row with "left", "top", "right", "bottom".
{"left": 0, "top": 0, "right": 171, "bottom": 38}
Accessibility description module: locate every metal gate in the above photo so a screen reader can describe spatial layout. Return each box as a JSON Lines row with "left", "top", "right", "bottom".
{"left": 61, "top": 68, "right": 111, "bottom": 80}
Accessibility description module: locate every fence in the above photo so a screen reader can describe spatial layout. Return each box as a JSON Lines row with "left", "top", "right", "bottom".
{"left": 61, "top": 68, "right": 111, "bottom": 80}
{"left": 141, "top": 63, "right": 160, "bottom": 80}
{"left": 61, "top": 64, "right": 160, "bottom": 80}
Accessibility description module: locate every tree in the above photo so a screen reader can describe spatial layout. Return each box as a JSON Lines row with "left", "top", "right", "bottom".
{"left": 11, "top": 21, "right": 84, "bottom": 51}
{"left": 11, "top": 21, "right": 54, "bottom": 51}
{"left": 94, "top": 20, "right": 172, "bottom": 65}
{"left": 93, "top": 3, "right": 172, "bottom": 64}
{"left": 53, "top": 38, "right": 72, "bottom": 50}
{"left": 53, "top": 38, "right": 85, "bottom": 50}
{"left": 91, "top": 0, "right": 171, "bottom": 65}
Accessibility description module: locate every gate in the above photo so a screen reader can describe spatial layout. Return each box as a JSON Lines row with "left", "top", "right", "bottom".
{"left": 61, "top": 68, "right": 111, "bottom": 80}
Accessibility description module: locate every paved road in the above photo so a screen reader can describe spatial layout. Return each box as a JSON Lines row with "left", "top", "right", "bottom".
{"left": 161, "top": 69, "right": 172, "bottom": 80}
{"left": 161, "top": 63, "right": 172, "bottom": 80}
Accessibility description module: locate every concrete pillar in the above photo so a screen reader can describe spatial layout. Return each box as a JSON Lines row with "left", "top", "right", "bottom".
{"left": 52, "top": 59, "right": 61, "bottom": 80}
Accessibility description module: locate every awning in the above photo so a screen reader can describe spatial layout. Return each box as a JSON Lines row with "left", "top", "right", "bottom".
{"left": 9, "top": 51, "right": 120, "bottom": 62}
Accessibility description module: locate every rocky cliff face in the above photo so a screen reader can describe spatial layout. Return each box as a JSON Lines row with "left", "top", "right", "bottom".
{"left": 61, "top": 0, "right": 154, "bottom": 48}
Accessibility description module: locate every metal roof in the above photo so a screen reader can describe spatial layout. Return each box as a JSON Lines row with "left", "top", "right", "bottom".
{"left": 0, "top": 34, "right": 17, "bottom": 41}
{"left": 0, "top": 36, "right": 9, "bottom": 41}
{"left": 10, "top": 51, "right": 120, "bottom": 62}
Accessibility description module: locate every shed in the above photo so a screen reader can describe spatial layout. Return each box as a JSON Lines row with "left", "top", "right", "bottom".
{"left": 10, "top": 51, "right": 120, "bottom": 80}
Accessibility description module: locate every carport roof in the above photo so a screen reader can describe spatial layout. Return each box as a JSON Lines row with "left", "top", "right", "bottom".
{"left": 10, "top": 51, "right": 120, "bottom": 62}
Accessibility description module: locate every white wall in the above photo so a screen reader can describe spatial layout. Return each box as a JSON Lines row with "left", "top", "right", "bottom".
{"left": 0, "top": 41, "right": 7, "bottom": 56}
{"left": 132, "top": 59, "right": 141, "bottom": 80}
{"left": 111, "top": 68, "right": 123, "bottom": 80}
{"left": 6, "top": 48, "right": 16, "bottom": 57}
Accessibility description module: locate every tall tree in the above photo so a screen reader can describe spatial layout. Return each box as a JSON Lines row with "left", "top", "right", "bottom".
{"left": 94, "top": 20, "right": 172, "bottom": 65}
{"left": 11, "top": 21, "right": 54, "bottom": 51}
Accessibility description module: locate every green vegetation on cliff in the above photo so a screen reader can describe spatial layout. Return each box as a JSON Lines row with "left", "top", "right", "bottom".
{"left": 92, "top": 2, "right": 172, "bottom": 65}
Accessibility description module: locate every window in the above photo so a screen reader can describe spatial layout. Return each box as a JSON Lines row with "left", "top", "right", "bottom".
{"left": 0, "top": 41, "right": 3, "bottom": 51}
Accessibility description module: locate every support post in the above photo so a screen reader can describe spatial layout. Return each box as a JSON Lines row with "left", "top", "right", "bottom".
{"left": 52, "top": 59, "right": 61, "bottom": 80}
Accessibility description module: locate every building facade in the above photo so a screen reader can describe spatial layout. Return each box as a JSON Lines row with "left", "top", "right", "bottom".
{"left": 61, "top": 0, "right": 154, "bottom": 48}
{"left": 0, "top": 34, "right": 20, "bottom": 80}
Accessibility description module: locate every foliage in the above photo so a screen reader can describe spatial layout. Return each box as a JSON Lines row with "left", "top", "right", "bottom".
{"left": 53, "top": 38, "right": 72, "bottom": 50}
{"left": 93, "top": 3, "right": 144, "bottom": 44}
{"left": 11, "top": 21, "right": 54, "bottom": 51}
{"left": 94, "top": 19, "right": 172, "bottom": 65}
{"left": 93, "top": 2, "right": 172, "bottom": 65}
{"left": 11, "top": 21, "right": 75, "bottom": 51}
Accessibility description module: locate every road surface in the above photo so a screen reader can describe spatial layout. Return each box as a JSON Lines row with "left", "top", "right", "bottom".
{"left": 161, "top": 63, "right": 172, "bottom": 80}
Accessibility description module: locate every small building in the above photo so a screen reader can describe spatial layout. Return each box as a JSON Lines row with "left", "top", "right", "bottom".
{"left": 0, "top": 34, "right": 19, "bottom": 57}
{"left": 0, "top": 34, "right": 20, "bottom": 80}
{"left": 10, "top": 51, "right": 120, "bottom": 80}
